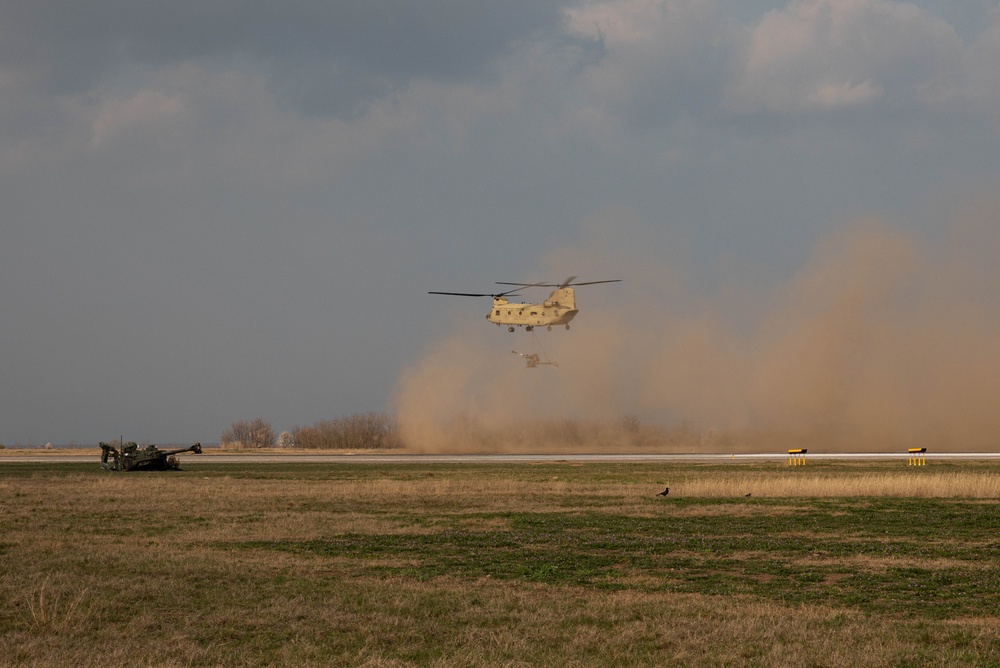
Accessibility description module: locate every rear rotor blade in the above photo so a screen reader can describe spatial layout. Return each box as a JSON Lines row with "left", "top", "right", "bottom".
{"left": 495, "top": 278, "right": 622, "bottom": 288}
{"left": 565, "top": 279, "right": 622, "bottom": 286}
{"left": 494, "top": 281, "right": 549, "bottom": 288}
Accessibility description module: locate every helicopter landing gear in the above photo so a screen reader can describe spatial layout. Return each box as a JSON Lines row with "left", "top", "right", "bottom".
{"left": 508, "top": 326, "right": 515, "bottom": 332}
{"left": 547, "top": 325, "right": 552, "bottom": 331}
{"left": 565, "top": 324, "right": 570, "bottom": 330}
{"left": 526, "top": 325, "right": 533, "bottom": 331}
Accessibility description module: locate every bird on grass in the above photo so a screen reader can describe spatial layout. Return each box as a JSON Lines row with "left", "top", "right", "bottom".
{"left": 656, "top": 487, "right": 669, "bottom": 496}
{"left": 744, "top": 492, "right": 752, "bottom": 498}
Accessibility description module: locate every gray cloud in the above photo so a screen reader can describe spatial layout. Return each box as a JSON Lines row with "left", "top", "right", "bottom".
{"left": 1, "top": 0, "right": 571, "bottom": 116}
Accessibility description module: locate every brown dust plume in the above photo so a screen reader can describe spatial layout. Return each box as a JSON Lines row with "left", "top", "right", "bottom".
{"left": 394, "top": 202, "right": 1000, "bottom": 453}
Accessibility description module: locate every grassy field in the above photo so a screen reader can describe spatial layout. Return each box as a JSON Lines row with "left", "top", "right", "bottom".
{"left": 2, "top": 459, "right": 999, "bottom": 666}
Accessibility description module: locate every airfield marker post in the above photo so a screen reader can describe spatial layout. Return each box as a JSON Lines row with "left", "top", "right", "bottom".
{"left": 788, "top": 449, "right": 807, "bottom": 466}
{"left": 908, "top": 447, "right": 927, "bottom": 466}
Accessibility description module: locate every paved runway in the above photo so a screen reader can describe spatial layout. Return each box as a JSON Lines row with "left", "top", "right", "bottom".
{"left": 4, "top": 451, "right": 1000, "bottom": 464}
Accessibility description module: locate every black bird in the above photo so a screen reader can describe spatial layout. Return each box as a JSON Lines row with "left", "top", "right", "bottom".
{"left": 656, "top": 487, "right": 670, "bottom": 496}
{"left": 744, "top": 492, "right": 752, "bottom": 498}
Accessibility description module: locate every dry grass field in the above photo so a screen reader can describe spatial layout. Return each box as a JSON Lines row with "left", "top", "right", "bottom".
{"left": 2, "top": 459, "right": 999, "bottom": 666}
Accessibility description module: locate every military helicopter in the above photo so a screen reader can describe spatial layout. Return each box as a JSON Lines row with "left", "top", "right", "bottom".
{"left": 429, "top": 276, "right": 621, "bottom": 332}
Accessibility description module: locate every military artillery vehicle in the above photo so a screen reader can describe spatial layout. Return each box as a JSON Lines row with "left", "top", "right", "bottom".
{"left": 512, "top": 350, "right": 558, "bottom": 368}
{"left": 100, "top": 441, "right": 202, "bottom": 471}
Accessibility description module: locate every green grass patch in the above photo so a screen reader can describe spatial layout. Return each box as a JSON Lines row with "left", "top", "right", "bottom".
{"left": 230, "top": 498, "right": 1000, "bottom": 618}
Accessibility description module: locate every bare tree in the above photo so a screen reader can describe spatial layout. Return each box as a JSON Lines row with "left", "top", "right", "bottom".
{"left": 220, "top": 418, "right": 275, "bottom": 449}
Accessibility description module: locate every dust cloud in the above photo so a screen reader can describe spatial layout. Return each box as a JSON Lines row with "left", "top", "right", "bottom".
{"left": 393, "top": 199, "right": 1000, "bottom": 452}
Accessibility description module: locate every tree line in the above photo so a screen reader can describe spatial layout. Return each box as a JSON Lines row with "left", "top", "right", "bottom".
{"left": 219, "top": 413, "right": 401, "bottom": 449}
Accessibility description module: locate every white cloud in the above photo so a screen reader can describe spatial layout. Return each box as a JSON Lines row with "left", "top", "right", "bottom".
{"left": 68, "top": 62, "right": 432, "bottom": 189}
{"left": 558, "top": 0, "right": 736, "bottom": 145}
{"left": 806, "top": 79, "right": 884, "bottom": 109}
{"left": 938, "top": 7, "right": 1000, "bottom": 123}
{"left": 726, "top": 0, "right": 965, "bottom": 115}
{"left": 559, "top": 0, "right": 1000, "bottom": 133}
{"left": 564, "top": 0, "right": 680, "bottom": 44}
{"left": 90, "top": 89, "right": 184, "bottom": 147}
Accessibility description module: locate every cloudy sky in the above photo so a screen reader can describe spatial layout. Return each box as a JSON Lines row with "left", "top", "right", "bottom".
{"left": 3, "top": 0, "right": 1000, "bottom": 446}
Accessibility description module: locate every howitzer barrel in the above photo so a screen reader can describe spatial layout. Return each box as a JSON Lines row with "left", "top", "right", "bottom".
{"left": 161, "top": 443, "right": 202, "bottom": 456}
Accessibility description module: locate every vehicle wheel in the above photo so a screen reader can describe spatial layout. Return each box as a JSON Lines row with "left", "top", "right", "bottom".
{"left": 508, "top": 326, "right": 515, "bottom": 332}
{"left": 547, "top": 326, "right": 552, "bottom": 331}
{"left": 565, "top": 324, "right": 570, "bottom": 330}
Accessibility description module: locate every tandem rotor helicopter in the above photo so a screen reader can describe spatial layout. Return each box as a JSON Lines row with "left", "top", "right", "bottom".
{"left": 429, "top": 276, "right": 621, "bottom": 332}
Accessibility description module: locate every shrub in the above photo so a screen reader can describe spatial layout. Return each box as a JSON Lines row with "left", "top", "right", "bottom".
{"left": 219, "top": 418, "right": 275, "bottom": 449}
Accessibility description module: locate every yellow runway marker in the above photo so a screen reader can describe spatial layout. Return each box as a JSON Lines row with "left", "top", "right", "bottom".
{"left": 788, "top": 448, "right": 807, "bottom": 466}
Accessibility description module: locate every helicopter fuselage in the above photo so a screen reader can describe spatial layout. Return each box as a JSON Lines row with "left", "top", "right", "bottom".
{"left": 487, "top": 287, "right": 578, "bottom": 331}
{"left": 429, "top": 278, "right": 620, "bottom": 332}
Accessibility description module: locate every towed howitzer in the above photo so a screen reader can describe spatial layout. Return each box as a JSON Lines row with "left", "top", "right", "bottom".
{"left": 100, "top": 441, "right": 202, "bottom": 471}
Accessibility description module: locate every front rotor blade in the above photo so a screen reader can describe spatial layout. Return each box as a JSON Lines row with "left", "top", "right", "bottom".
{"left": 429, "top": 289, "right": 523, "bottom": 298}
{"left": 428, "top": 291, "right": 494, "bottom": 297}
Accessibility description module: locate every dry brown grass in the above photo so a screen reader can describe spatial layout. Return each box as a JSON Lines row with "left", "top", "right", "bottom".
{"left": 667, "top": 470, "right": 1000, "bottom": 498}
{"left": 3, "top": 570, "right": 970, "bottom": 668}
{"left": 22, "top": 576, "right": 93, "bottom": 633}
